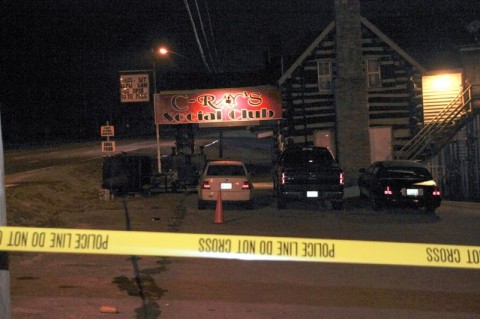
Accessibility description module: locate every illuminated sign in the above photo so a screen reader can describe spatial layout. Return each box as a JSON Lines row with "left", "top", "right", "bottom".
{"left": 119, "top": 73, "right": 150, "bottom": 103}
{"left": 154, "top": 86, "right": 282, "bottom": 125}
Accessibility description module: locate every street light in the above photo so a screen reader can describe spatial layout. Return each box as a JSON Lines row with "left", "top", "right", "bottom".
{"left": 152, "top": 46, "right": 198, "bottom": 171}
{"left": 152, "top": 46, "right": 184, "bottom": 94}
{"left": 152, "top": 46, "right": 187, "bottom": 174}
{"left": 151, "top": 46, "right": 168, "bottom": 174}
{"left": 157, "top": 46, "right": 186, "bottom": 59}
{"left": 158, "top": 47, "right": 168, "bottom": 55}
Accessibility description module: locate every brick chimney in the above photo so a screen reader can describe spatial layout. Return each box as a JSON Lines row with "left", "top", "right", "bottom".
{"left": 334, "top": 0, "right": 371, "bottom": 185}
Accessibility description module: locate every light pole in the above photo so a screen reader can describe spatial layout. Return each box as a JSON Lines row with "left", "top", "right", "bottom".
{"left": 152, "top": 46, "right": 187, "bottom": 174}
{"left": 154, "top": 47, "right": 195, "bottom": 157}
{"left": 152, "top": 48, "right": 162, "bottom": 174}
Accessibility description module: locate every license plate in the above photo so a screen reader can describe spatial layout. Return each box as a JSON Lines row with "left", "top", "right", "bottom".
{"left": 406, "top": 188, "right": 423, "bottom": 196}
{"left": 307, "top": 191, "right": 318, "bottom": 198}
{"left": 221, "top": 183, "right": 232, "bottom": 190}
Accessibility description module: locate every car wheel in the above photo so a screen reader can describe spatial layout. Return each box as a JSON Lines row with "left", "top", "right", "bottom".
{"left": 331, "top": 200, "right": 343, "bottom": 210}
{"left": 370, "top": 194, "right": 382, "bottom": 211}
{"left": 359, "top": 189, "right": 367, "bottom": 199}
{"left": 171, "top": 181, "right": 178, "bottom": 193}
{"left": 424, "top": 204, "right": 436, "bottom": 214}
{"left": 197, "top": 200, "right": 206, "bottom": 210}
{"left": 245, "top": 199, "right": 254, "bottom": 210}
{"left": 273, "top": 182, "right": 278, "bottom": 197}
{"left": 277, "top": 195, "right": 286, "bottom": 209}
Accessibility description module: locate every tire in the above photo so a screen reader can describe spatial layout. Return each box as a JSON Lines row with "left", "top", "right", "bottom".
{"left": 171, "top": 182, "right": 178, "bottom": 193}
{"left": 273, "top": 182, "right": 278, "bottom": 197}
{"left": 245, "top": 199, "right": 254, "bottom": 210}
{"left": 359, "top": 189, "right": 367, "bottom": 199}
{"left": 370, "top": 193, "right": 382, "bottom": 211}
{"left": 424, "top": 204, "right": 436, "bottom": 214}
{"left": 197, "top": 200, "right": 206, "bottom": 210}
{"left": 331, "top": 200, "right": 343, "bottom": 210}
{"left": 277, "top": 195, "right": 286, "bottom": 209}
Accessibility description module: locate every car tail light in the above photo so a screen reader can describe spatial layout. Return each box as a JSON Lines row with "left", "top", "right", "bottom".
{"left": 201, "top": 181, "right": 211, "bottom": 189}
{"left": 242, "top": 181, "right": 251, "bottom": 190}
{"left": 433, "top": 187, "right": 441, "bottom": 196}
{"left": 281, "top": 171, "right": 286, "bottom": 185}
{"left": 384, "top": 186, "right": 393, "bottom": 195}
{"left": 339, "top": 171, "right": 344, "bottom": 185}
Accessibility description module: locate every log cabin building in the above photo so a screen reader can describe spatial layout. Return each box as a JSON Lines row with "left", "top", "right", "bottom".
{"left": 275, "top": 0, "right": 480, "bottom": 199}
{"left": 276, "top": 1, "right": 426, "bottom": 184}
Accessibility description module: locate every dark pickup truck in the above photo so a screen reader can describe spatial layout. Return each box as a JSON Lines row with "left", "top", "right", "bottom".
{"left": 273, "top": 146, "right": 344, "bottom": 210}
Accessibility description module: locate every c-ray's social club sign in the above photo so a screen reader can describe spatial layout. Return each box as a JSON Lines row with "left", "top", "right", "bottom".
{"left": 154, "top": 86, "right": 282, "bottom": 125}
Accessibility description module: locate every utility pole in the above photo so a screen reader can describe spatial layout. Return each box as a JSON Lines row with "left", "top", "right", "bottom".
{"left": 0, "top": 108, "right": 12, "bottom": 319}
{"left": 153, "top": 60, "right": 162, "bottom": 174}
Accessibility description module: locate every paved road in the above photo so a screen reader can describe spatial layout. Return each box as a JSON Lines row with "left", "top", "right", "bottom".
{"left": 4, "top": 139, "right": 164, "bottom": 176}
{"left": 142, "top": 188, "right": 480, "bottom": 319}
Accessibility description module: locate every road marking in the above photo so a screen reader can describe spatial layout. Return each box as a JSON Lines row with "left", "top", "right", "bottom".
{"left": 0, "top": 226, "right": 479, "bottom": 269}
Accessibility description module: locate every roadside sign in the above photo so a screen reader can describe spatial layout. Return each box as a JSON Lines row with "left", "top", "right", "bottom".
{"left": 119, "top": 73, "right": 150, "bottom": 103}
{"left": 101, "top": 125, "right": 115, "bottom": 137}
{"left": 102, "top": 141, "right": 116, "bottom": 153}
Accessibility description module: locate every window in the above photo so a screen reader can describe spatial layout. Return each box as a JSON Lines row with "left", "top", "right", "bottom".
{"left": 369, "top": 163, "right": 379, "bottom": 174}
{"left": 282, "top": 148, "right": 335, "bottom": 166}
{"left": 207, "top": 164, "right": 246, "bottom": 176}
{"left": 367, "top": 59, "right": 381, "bottom": 88}
{"left": 317, "top": 60, "right": 332, "bottom": 92}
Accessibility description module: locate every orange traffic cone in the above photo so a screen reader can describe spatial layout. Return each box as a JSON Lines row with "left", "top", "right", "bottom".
{"left": 214, "top": 190, "right": 224, "bottom": 224}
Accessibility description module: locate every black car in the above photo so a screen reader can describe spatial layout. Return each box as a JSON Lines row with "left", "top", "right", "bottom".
{"left": 358, "top": 160, "right": 441, "bottom": 212}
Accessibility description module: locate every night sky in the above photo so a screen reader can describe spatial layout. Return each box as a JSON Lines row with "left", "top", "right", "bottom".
{"left": 1, "top": 0, "right": 479, "bottom": 145}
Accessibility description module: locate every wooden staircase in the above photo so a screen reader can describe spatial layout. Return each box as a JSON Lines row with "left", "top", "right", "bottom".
{"left": 396, "top": 85, "right": 477, "bottom": 160}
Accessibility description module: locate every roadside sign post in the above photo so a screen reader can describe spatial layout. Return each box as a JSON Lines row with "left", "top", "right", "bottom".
{"left": 101, "top": 122, "right": 115, "bottom": 155}
{"left": 156, "top": 122, "right": 162, "bottom": 174}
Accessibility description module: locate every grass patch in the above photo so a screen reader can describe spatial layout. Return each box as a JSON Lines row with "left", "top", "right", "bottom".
{"left": 6, "top": 159, "right": 107, "bottom": 228}
{"left": 6, "top": 158, "right": 190, "bottom": 232}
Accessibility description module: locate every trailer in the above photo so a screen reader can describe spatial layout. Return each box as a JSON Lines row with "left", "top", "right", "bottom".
{"left": 102, "top": 152, "right": 206, "bottom": 196}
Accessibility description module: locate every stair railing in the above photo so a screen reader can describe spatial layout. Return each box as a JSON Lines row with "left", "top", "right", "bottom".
{"left": 397, "top": 85, "right": 472, "bottom": 160}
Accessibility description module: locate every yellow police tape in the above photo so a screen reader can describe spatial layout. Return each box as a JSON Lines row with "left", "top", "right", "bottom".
{"left": 1, "top": 226, "right": 479, "bottom": 269}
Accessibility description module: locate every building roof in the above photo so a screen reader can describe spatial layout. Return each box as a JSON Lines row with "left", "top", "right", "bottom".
{"left": 278, "top": 17, "right": 426, "bottom": 85}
